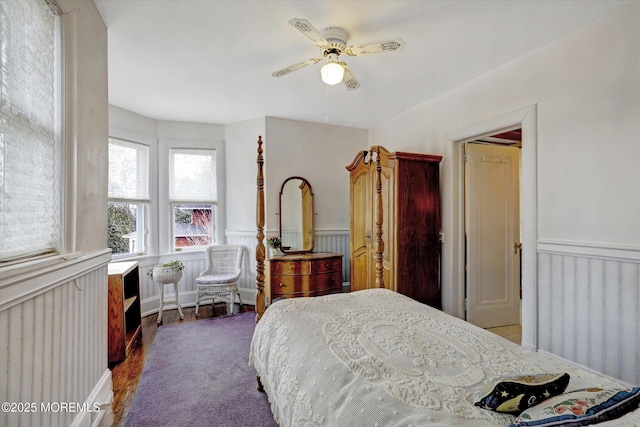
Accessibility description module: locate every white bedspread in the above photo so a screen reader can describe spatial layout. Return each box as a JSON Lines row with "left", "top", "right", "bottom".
{"left": 249, "top": 289, "right": 640, "bottom": 426}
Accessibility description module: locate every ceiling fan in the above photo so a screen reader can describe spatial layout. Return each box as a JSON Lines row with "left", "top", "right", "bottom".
{"left": 272, "top": 18, "right": 405, "bottom": 90}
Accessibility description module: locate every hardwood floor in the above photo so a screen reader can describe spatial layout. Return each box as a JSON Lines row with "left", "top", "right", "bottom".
{"left": 98, "top": 303, "right": 253, "bottom": 427}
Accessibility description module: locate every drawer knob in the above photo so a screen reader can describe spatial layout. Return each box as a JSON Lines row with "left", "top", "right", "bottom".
{"left": 279, "top": 282, "right": 286, "bottom": 287}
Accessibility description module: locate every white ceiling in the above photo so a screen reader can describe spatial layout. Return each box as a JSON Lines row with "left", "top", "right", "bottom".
{"left": 94, "top": 0, "right": 632, "bottom": 129}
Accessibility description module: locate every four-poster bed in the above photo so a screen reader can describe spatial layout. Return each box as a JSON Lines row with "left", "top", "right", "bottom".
{"left": 251, "top": 136, "right": 640, "bottom": 426}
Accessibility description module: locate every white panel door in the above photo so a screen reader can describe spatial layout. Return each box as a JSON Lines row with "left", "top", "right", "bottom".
{"left": 465, "top": 143, "right": 520, "bottom": 328}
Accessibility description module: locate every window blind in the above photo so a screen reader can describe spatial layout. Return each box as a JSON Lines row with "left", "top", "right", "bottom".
{"left": 0, "top": 0, "right": 60, "bottom": 261}
{"left": 169, "top": 149, "right": 217, "bottom": 202}
{"left": 108, "top": 138, "right": 150, "bottom": 202}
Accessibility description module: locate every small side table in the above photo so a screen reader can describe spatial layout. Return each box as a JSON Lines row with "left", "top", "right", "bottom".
{"left": 157, "top": 281, "right": 184, "bottom": 324}
{"left": 151, "top": 266, "right": 185, "bottom": 325}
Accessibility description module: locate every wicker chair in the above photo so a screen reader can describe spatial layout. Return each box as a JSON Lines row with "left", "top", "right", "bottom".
{"left": 195, "top": 245, "right": 244, "bottom": 316}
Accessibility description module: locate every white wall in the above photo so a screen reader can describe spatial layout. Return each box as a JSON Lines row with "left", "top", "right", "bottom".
{"left": 371, "top": 3, "right": 639, "bottom": 249}
{"left": 224, "top": 118, "right": 267, "bottom": 233}
{"left": 224, "top": 116, "right": 368, "bottom": 235}
{"left": 264, "top": 117, "right": 368, "bottom": 233}
{"left": 370, "top": 3, "right": 640, "bottom": 384}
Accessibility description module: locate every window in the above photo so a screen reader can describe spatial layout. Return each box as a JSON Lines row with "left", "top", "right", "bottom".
{"left": 108, "top": 138, "right": 149, "bottom": 255}
{"left": 0, "top": 0, "right": 61, "bottom": 262}
{"left": 169, "top": 148, "right": 216, "bottom": 249}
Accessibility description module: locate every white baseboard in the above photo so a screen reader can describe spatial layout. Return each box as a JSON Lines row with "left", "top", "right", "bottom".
{"left": 70, "top": 369, "right": 113, "bottom": 427}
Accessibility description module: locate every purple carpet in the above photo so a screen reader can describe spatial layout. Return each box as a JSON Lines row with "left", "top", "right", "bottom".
{"left": 124, "top": 312, "right": 277, "bottom": 427}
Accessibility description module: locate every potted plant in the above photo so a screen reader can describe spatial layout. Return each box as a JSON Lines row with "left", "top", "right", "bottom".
{"left": 266, "top": 236, "right": 281, "bottom": 257}
{"left": 148, "top": 259, "right": 185, "bottom": 284}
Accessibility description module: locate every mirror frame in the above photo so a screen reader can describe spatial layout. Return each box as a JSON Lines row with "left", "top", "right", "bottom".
{"left": 278, "top": 176, "right": 315, "bottom": 254}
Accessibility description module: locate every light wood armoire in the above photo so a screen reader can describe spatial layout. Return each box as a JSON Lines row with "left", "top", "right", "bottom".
{"left": 346, "top": 146, "right": 442, "bottom": 308}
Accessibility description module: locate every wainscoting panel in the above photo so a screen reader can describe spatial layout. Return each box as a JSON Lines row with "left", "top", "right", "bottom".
{"left": 0, "top": 252, "right": 111, "bottom": 427}
{"left": 537, "top": 243, "right": 640, "bottom": 386}
{"left": 225, "top": 231, "right": 259, "bottom": 299}
{"left": 315, "top": 230, "right": 351, "bottom": 283}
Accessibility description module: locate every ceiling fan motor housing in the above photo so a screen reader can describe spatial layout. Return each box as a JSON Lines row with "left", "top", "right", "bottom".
{"left": 322, "top": 27, "right": 348, "bottom": 55}
{"left": 273, "top": 18, "right": 402, "bottom": 90}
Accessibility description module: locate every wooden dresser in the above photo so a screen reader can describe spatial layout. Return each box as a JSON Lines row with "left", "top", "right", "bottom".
{"left": 268, "top": 252, "right": 343, "bottom": 302}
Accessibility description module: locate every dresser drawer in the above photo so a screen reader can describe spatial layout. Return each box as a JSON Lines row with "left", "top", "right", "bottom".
{"left": 312, "top": 271, "right": 342, "bottom": 292}
{"left": 271, "top": 271, "right": 342, "bottom": 298}
{"left": 271, "top": 260, "right": 311, "bottom": 275}
{"left": 271, "top": 275, "right": 297, "bottom": 294}
{"left": 310, "top": 257, "right": 342, "bottom": 273}
{"left": 271, "top": 255, "right": 342, "bottom": 275}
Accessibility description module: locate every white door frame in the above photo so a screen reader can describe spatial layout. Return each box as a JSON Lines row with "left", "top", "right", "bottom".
{"left": 447, "top": 104, "right": 538, "bottom": 350}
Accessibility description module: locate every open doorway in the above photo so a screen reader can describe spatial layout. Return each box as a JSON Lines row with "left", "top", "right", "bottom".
{"left": 449, "top": 105, "right": 538, "bottom": 350}
{"left": 465, "top": 130, "right": 522, "bottom": 328}
{"left": 464, "top": 130, "right": 522, "bottom": 344}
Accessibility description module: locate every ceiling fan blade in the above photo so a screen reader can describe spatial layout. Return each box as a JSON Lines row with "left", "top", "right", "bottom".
{"left": 345, "top": 38, "right": 405, "bottom": 56}
{"left": 272, "top": 58, "right": 323, "bottom": 78}
{"left": 288, "top": 18, "right": 328, "bottom": 49}
{"left": 341, "top": 63, "right": 360, "bottom": 91}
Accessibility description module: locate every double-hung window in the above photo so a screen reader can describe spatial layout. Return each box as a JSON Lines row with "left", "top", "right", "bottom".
{"left": 108, "top": 138, "right": 149, "bottom": 255}
{"left": 169, "top": 148, "right": 216, "bottom": 250}
{"left": 0, "top": 0, "right": 61, "bottom": 263}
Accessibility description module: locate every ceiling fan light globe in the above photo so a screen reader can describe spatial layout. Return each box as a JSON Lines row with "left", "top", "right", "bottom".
{"left": 320, "top": 62, "right": 345, "bottom": 85}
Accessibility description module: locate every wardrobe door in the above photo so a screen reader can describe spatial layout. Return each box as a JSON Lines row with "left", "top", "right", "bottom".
{"left": 395, "top": 160, "right": 441, "bottom": 308}
{"left": 349, "top": 165, "right": 372, "bottom": 291}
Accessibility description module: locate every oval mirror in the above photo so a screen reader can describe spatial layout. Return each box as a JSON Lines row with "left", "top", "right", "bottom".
{"left": 279, "top": 177, "right": 314, "bottom": 253}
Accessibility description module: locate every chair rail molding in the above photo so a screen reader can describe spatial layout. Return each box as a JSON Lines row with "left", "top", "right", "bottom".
{"left": 0, "top": 248, "right": 112, "bottom": 312}
{"left": 537, "top": 239, "right": 640, "bottom": 262}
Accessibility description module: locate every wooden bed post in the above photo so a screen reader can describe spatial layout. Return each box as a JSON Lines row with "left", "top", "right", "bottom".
{"left": 374, "top": 147, "right": 385, "bottom": 288}
{"left": 255, "top": 136, "right": 266, "bottom": 393}
{"left": 255, "top": 136, "right": 266, "bottom": 324}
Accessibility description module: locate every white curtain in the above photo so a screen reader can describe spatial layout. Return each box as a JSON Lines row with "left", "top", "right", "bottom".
{"left": 108, "top": 138, "right": 150, "bottom": 202}
{"left": 169, "top": 148, "right": 217, "bottom": 203}
{"left": 0, "top": 0, "right": 60, "bottom": 261}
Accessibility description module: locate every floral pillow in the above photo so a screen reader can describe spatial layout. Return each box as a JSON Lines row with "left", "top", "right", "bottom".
{"left": 475, "top": 373, "right": 570, "bottom": 413}
{"left": 511, "top": 387, "right": 640, "bottom": 427}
